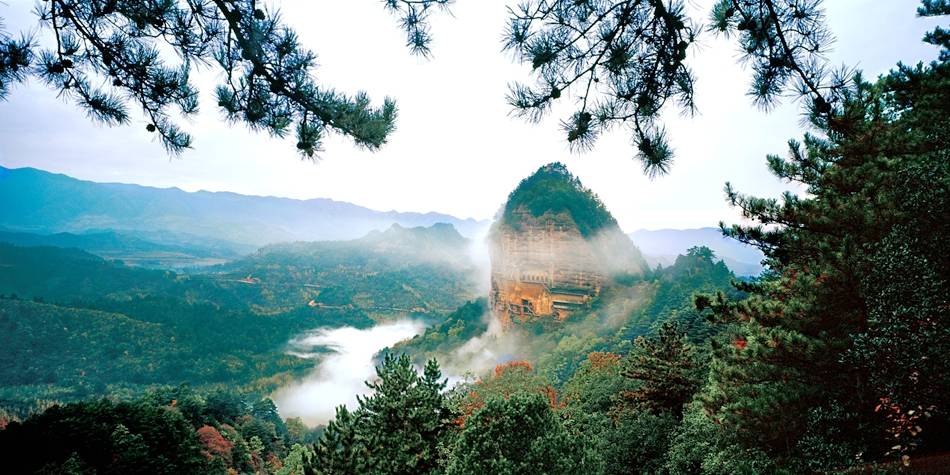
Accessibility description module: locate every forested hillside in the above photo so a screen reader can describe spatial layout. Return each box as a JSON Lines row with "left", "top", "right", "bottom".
{"left": 215, "top": 223, "right": 480, "bottom": 318}
{"left": 392, "top": 246, "right": 737, "bottom": 384}
{"left": 0, "top": 224, "right": 478, "bottom": 407}
{"left": 0, "top": 387, "right": 323, "bottom": 474}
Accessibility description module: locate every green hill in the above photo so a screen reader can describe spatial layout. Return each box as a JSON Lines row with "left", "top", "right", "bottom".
{"left": 0, "top": 224, "right": 479, "bottom": 405}
{"left": 217, "top": 223, "right": 480, "bottom": 318}
{"left": 0, "top": 298, "right": 320, "bottom": 404}
{"left": 501, "top": 162, "right": 617, "bottom": 237}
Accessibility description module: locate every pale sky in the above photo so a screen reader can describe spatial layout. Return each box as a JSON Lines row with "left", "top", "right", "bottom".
{"left": 0, "top": 1, "right": 942, "bottom": 230}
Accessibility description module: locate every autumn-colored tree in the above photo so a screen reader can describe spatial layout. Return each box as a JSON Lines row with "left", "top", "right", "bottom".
{"left": 560, "top": 352, "right": 625, "bottom": 415}
{"left": 456, "top": 360, "right": 562, "bottom": 426}
{"left": 197, "top": 425, "right": 234, "bottom": 466}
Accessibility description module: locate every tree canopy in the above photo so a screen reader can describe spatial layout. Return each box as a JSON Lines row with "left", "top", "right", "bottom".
{"left": 503, "top": 0, "right": 848, "bottom": 176}
{"left": 499, "top": 162, "right": 617, "bottom": 238}
{"left": 694, "top": 6, "right": 950, "bottom": 465}
{"left": 0, "top": 0, "right": 893, "bottom": 177}
{"left": 0, "top": 0, "right": 453, "bottom": 155}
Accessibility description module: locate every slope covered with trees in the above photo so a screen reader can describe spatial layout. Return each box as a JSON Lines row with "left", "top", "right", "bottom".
{"left": 394, "top": 245, "right": 736, "bottom": 385}
{"left": 500, "top": 162, "right": 616, "bottom": 238}
{"left": 0, "top": 223, "right": 478, "bottom": 407}
{"left": 0, "top": 387, "right": 322, "bottom": 474}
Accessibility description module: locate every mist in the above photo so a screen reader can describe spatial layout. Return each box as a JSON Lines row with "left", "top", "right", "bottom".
{"left": 465, "top": 226, "right": 493, "bottom": 296}
{"left": 270, "top": 222, "right": 650, "bottom": 425}
{"left": 455, "top": 285, "right": 648, "bottom": 374}
{"left": 396, "top": 227, "right": 654, "bottom": 382}
{"left": 441, "top": 309, "right": 515, "bottom": 377}
{"left": 272, "top": 320, "right": 426, "bottom": 426}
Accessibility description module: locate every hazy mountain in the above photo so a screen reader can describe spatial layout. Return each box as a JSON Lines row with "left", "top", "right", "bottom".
{"left": 0, "top": 166, "right": 488, "bottom": 251}
{"left": 210, "top": 222, "right": 483, "bottom": 318}
{"left": 0, "top": 229, "right": 237, "bottom": 269}
{"left": 0, "top": 229, "right": 171, "bottom": 252}
{"left": 629, "top": 228, "right": 765, "bottom": 276}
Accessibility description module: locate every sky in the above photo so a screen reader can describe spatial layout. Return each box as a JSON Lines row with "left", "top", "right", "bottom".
{"left": 0, "top": 1, "right": 943, "bottom": 231}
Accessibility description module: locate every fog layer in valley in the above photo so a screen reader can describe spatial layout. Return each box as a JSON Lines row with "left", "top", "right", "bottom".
{"left": 272, "top": 320, "right": 425, "bottom": 426}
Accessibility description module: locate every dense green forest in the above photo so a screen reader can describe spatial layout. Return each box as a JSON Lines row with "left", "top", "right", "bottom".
{"left": 213, "top": 223, "right": 480, "bottom": 317}
{"left": 0, "top": 224, "right": 477, "bottom": 407}
{"left": 501, "top": 162, "right": 617, "bottom": 237}
{"left": 0, "top": 386, "right": 322, "bottom": 474}
{"left": 0, "top": 219, "right": 750, "bottom": 474}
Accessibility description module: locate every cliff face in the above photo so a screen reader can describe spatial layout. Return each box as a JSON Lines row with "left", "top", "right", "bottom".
{"left": 489, "top": 163, "right": 645, "bottom": 326}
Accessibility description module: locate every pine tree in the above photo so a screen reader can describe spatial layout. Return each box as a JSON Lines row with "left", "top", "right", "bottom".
{"left": 354, "top": 354, "right": 453, "bottom": 475}
{"left": 0, "top": 0, "right": 453, "bottom": 155}
{"left": 312, "top": 406, "right": 361, "bottom": 475}
{"left": 621, "top": 321, "right": 702, "bottom": 419}
{"left": 503, "top": 0, "right": 844, "bottom": 176}
{"left": 311, "top": 354, "right": 454, "bottom": 475}
{"left": 695, "top": 2, "right": 950, "bottom": 465}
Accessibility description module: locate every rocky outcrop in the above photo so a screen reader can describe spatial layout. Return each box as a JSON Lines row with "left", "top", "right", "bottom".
{"left": 489, "top": 163, "right": 645, "bottom": 326}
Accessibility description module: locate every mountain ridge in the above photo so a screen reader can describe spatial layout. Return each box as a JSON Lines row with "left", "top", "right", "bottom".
{"left": 628, "top": 227, "right": 765, "bottom": 276}
{"left": 0, "top": 165, "right": 488, "bottom": 250}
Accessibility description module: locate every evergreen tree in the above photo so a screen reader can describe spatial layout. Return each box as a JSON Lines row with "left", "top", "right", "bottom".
{"left": 446, "top": 392, "right": 586, "bottom": 475}
{"left": 695, "top": 2, "right": 950, "bottom": 466}
{"left": 621, "top": 321, "right": 702, "bottom": 419}
{"left": 503, "top": 0, "right": 843, "bottom": 175}
{"left": 354, "top": 354, "right": 453, "bottom": 475}
{"left": 312, "top": 406, "right": 361, "bottom": 475}
{"left": 311, "top": 354, "right": 454, "bottom": 475}
{"left": 0, "top": 0, "right": 453, "bottom": 155}
{"left": 277, "top": 443, "right": 317, "bottom": 475}
{"left": 561, "top": 352, "right": 675, "bottom": 475}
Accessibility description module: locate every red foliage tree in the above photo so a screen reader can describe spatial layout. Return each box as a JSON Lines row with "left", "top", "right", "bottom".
{"left": 196, "top": 425, "right": 233, "bottom": 465}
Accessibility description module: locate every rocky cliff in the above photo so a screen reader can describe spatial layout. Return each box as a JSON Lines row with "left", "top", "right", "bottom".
{"left": 489, "top": 163, "right": 646, "bottom": 326}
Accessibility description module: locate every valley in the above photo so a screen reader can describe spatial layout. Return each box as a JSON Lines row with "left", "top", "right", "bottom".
{"left": 0, "top": 163, "right": 741, "bottom": 427}
{"left": 2, "top": 144, "right": 946, "bottom": 474}
{"left": 0, "top": 1, "right": 946, "bottom": 472}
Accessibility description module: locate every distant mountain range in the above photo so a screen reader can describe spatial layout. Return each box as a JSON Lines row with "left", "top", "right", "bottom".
{"left": 0, "top": 166, "right": 488, "bottom": 252}
{"left": 0, "top": 229, "right": 235, "bottom": 269}
{"left": 628, "top": 228, "right": 765, "bottom": 276}
{"left": 0, "top": 165, "right": 765, "bottom": 275}
{"left": 0, "top": 228, "right": 236, "bottom": 255}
